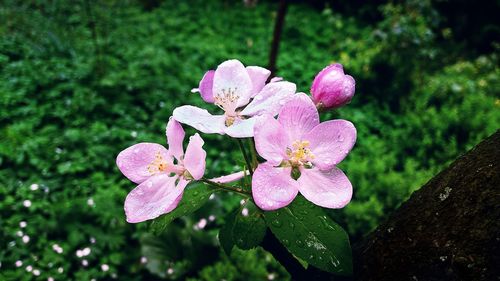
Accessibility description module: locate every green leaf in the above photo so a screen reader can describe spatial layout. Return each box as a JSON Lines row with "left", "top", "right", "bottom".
{"left": 263, "top": 196, "right": 352, "bottom": 276}
{"left": 219, "top": 202, "right": 267, "bottom": 253}
{"left": 218, "top": 209, "right": 237, "bottom": 256}
{"left": 233, "top": 202, "right": 266, "bottom": 250}
{"left": 150, "top": 183, "right": 216, "bottom": 234}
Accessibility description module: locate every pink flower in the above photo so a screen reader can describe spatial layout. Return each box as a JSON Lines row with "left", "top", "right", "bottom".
{"left": 174, "top": 59, "right": 296, "bottom": 138}
{"left": 252, "top": 93, "right": 356, "bottom": 210}
{"left": 311, "top": 64, "right": 355, "bottom": 110}
{"left": 116, "top": 118, "right": 207, "bottom": 223}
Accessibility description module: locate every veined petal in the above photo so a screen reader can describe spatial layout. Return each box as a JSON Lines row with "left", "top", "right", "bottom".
{"left": 240, "top": 81, "right": 296, "bottom": 117}
{"left": 304, "top": 119, "right": 356, "bottom": 170}
{"left": 124, "top": 174, "right": 184, "bottom": 223}
{"left": 246, "top": 66, "right": 271, "bottom": 97}
{"left": 173, "top": 105, "right": 226, "bottom": 134}
{"left": 297, "top": 167, "right": 352, "bottom": 209}
{"left": 252, "top": 162, "right": 298, "bottom": 211}
{"left": 195, "top": 70, "right": 215, "bottom": 103}
{"left": 166, "top": 117, "right": 185, "bottom": 161}
{"left": 183, "top": 133, "right": 206, "bottom": 180}
{"left": 213, "top": 59, "right": 253, "bottom": 108}
{"left": 278, "top": 93, "right": 319, "bottom": 141}
{"left": 225, "top": 117, "right": 257, "bottom": 138}
{"left": 254, "top": 115, "right": 289, "bottom": 166}
{"left": 116, "top": 143, "right": 170, "bottom": 184}
{"left": 210, "top": 170, "right": 248, "bottom": 183}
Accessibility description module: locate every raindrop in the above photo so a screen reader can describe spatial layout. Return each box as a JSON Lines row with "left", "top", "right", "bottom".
{"left": 282, "top": 239, "right": 290, "bottom": 247}
{"left": 309, "top": 254, "right": 315, "bottom": 260}
{"left": 296, "top": 240, "right": 304, "bottom": 248}
{"left": 271, "top": 220, "right": 282, "bottom": 228}
{"left": 289, "top": 222, "right": 295, "bottom": 230}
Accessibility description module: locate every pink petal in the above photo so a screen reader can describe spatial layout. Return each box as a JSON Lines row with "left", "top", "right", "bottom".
{"left": 210, "top": 170, "right": 249, "bottom": 183}
{"left": 304, "top": 120, "right": 356, "bottom": 170}
{"left": 254, "top": 115, "right": 289, "bottom": 166}
{"left": 183, "top": 133, "right": 206, "bottom": 180}
{"left": 240, "top": 81, "right": 296, "bottom": 117}
{"left": 278, "top": 93, "right": 319, "bottom": 141}
{"left": 224, "top": 117, "right": 257, "bottom": 138}
{"left": 213, "top": 59, "right": 253, "bottom": 108}
{"left": 124, "top": 174, "right": 184, "bottom": 223}
{"left": 297, "top": 167, "right": 352, "bottom": 209}
{"left": 166, "top": 117, "right": 185, "bottom": 161}
{"left": 116, "top": 143, "right": 170, "bottom": 184}
{"left": 164, "top": 178, "right": 190, "bottom": 213}
{"left": 195, "top": 70, "right": 215, "bottom": 103}
{"left": 246, "top": 66, "right": 271, "bottom": 97}
{"left": 270, "top": 77, "right": 283, "bottom": 83}
{"left": 311, "top": 63, "right": 343, "bottom": 94}
{"left": 252, "top": 162, "right": 298, "bottom": 211}
{"left": 173, "top": 105, "right": 226, "bottom": 134}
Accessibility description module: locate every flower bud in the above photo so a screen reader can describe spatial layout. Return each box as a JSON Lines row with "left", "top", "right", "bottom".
{"left": 310, "top": 63, "right": 355, "bottom": 110}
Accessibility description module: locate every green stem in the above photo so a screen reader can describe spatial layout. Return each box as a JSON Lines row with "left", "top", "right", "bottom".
{"left": 249, "top": 138, "right": 259, "bottom": 167}
{"left": 200, "top": 178, "right": 251, "bottom": 196}
{"left": 237, "top": 139, "right": 254, "bottom": 176}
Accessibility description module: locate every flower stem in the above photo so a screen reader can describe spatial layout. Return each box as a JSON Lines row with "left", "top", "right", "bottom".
{"left": 237, "top": 139, "right": 254, "bottom": 176}
{"left": 200, "top": 178, "right": 251, "bottom": 196}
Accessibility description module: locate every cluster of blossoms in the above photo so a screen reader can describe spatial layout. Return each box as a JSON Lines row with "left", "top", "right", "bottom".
{"left": 117, "top": 59, "right": 356, "bottom": 223}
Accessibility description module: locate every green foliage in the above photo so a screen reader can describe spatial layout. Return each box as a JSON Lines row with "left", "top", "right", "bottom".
{"left": 264, "top": 196, "right": 352, "bottom": 275}
{"left": 0, "top": 0, "right": 498, "bottom": 279}
{"left": 150, "top": 183, "right": 216, "bottom": 234}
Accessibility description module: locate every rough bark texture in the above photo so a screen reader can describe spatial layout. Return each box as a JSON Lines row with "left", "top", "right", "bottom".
{"left": 353, "top": 130, "right": 500, "bottom": 281}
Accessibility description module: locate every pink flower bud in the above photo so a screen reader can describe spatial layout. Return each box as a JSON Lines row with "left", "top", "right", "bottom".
{"left": 310, "top": 64, "right": 355, "bottom": 110}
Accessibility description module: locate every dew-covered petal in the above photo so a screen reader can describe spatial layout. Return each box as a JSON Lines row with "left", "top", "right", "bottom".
{"left": 193, "top": 70, "right": 215, "bottom": 103}
{"left": 213, "top": 59, "right": 253, "bottom": 108}
{"left": 210, "top": 170, "right": 249, "bottom": 183}
{"left": 304, "top": 120, "right": 356, "bottom": 170}
{"left": 124, "top": 174, "right": 184, "bottom": 223}
{"left": 252, "top": 162, "right": 298, "bottom": 211}
{"left": 116, "top": 143, "right": 170, "bottom": 184}
{"left": 278, "top": 93, "right": 319, "bottom": 141}
{"left": 183, "top": 133, "right": 206, "bottom": 180}
{"left": 173, "top": 105, "right": 226, "bottom": 134}
{"left": 224, "top": 117, "right": 257, "bottom": 138}
{"left": 297, "top": 167, "right": 352, "bottom": 209}
{"left": 164, "top": 178, "right": 190, "bottom": 213}
{"left": 254, "top": 115, "right": 289, "bottom": 166}
{"left": 240, "top": 81, "right": 296, "bottom": 117}
{"left": 166, "top": 118, "right": 185, "bottom": 161}
{"left": 246, "top": 66, "right": 271, "bottom": 97}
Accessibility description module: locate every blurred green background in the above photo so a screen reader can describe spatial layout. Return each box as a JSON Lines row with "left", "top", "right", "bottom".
{"left": 1, "top": 0, "right": 498, "bottom": 280}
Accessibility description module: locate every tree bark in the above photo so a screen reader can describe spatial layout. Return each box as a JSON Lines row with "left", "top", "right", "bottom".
{"left": 263, "top": 131, "right": 500, "bottom": 280}
{"left": 353, "top": 130, "right": 499, "bottom": 281}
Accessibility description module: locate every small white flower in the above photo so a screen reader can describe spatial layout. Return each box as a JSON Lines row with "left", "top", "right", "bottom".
{"left": 197, "top": 218, "right": 207, "bottom": 229}
{"left": 48, "top": 277, "right": 55, "bottom": 281}
{"left": 26, "top": 265, "right": 33, "bottom": 272}
{"left": 208, "top": 215, "right": 216, "bottom": 221}
{"left": 101, "top": 264, "right": 109, "bottom": 272}
{"left": 23, "top": 200, "right": 32, "bottom": 208}
{"left": 33, "top": 269, "right": 41, "bottom": 276}
{"left": 57, "top": 267, "right": 64, "bottom": 273}
{"left": 90, "top": 237, "right": 96, "bottom": 244}
{"left": 82, "top": 247, "right": 91, "bottom": 256}
{"left": 167, "top": 268, "right": 174, "bottom": 275}
{"left": 30, "top": 184, "right": 39, "bottom": 191}
{"left": 20, "top": 221, "right": 27, "bottom": 228}
{"left": 87, "top": 198, "right": 95, "bottom": 207}
{"left": 22, "top": 235, "right": 30, "bottom": 243}
{"left": 241, "top": 208, "right": 249, "bottom": 217}
{"left": 268, "top": 273, "right": 276, "bottom": 280}
{"left": 16, "top": 230, "right": 23, "bottom": 237}
{"left": 76, "top": 250, "right": 83, "bottom": 258}
{"left": 140, "top": 257, "right": 147, "bottom": 264}
{"left": 82, "top": 259, "right": 88, "bottom": 266}
{"left": 15, "top": 260, "right": 23, "bottom": 267}
{"left": 131, "top": 131, "right": 138, "bottom": 138}
{"left": 240, "top": 199, "right": 246, "bottom": 205}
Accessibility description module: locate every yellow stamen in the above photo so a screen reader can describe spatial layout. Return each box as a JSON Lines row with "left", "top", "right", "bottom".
{"left": 147, "top": 151, "right": 169, "bottom": 175}
{"left": 286, "top": 140, "right": 315, "bottom": 166}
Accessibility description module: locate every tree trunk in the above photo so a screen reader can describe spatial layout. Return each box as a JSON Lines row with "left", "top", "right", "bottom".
{"left": 353, "top": 130, "right": 499, "bottom": 281}
{"left": 264, "top": 131, "right": 499, "bottom": 280}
